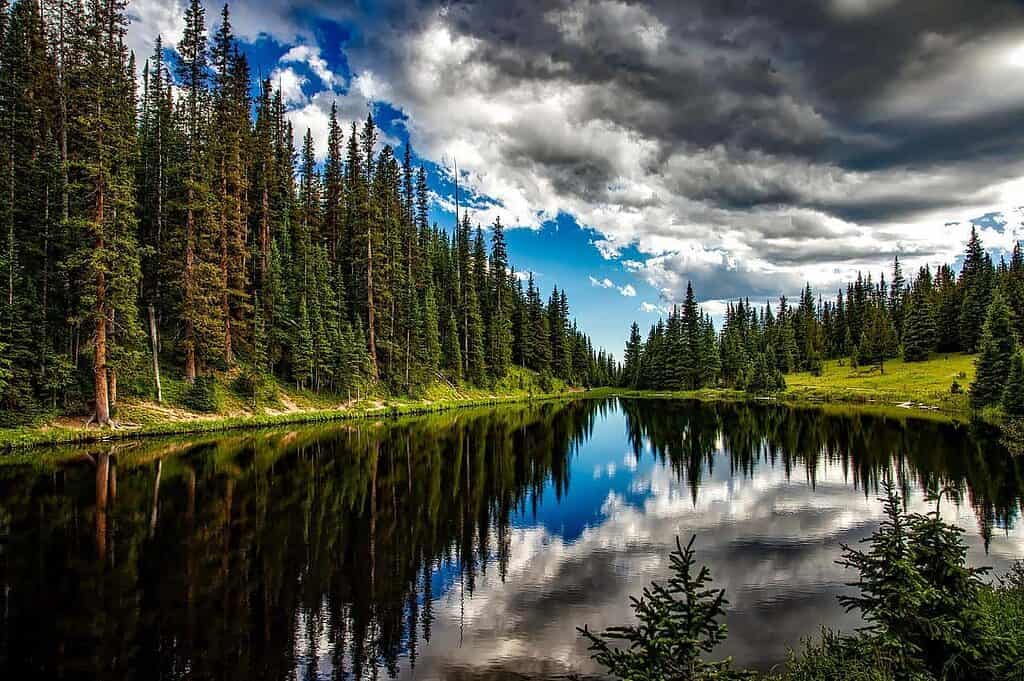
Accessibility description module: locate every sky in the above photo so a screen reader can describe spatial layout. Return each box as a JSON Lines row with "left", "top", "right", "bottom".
{"left": 127, "top": 0, "right": 1024, "bottom": 355}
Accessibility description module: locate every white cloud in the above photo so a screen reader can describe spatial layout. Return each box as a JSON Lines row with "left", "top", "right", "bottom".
{"left": 269, "top": 66, "right": 309, "bottom": 106}
{"left": 126, "top": 0, "right": 185, "bottom": 78}
{"left": 281, "top": 44, "right": 338, "bottom": 88}
{"left": 126, "top": 0, "right": 1024, "bottom": 323}
{"left": 589, "top": 276, "right": 615, "bottom": 289}
{"left": 617, "top": 284, "right": 636, "bottom": 297}
{"left": 639, "top": 302, "right": 667, "bottom": 314}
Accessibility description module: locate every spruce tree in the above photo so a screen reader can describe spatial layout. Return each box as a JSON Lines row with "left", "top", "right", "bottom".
{"left": 622, "top": 322, "right": 643, "bottom": 388}
{"left": 970, "top": 290, "right": 1016, "bottom": 409}
{"left": 1003, "top": 351, "right": 1024, "bottom": 417}
{"left": 902, "top": 283, "right": 935, "bottom": 362}
{"left": 959, "top": 227, "right": 993, "bottom": 353}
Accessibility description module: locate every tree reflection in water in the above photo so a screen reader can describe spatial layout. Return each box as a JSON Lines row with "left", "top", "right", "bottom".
{"left": 0, "top": 398, "right": 1019, "bottom": 680}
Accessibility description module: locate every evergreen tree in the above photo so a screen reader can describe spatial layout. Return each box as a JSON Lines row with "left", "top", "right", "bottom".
{"left": 959, "top": 227, "right": 993, "bottom": 353}
{"left": 902, "top": 282, "right": 935, "bottom": 363}
{"left": 1002, "top": 351, "right": 1024, "bottom": 417}
{"left": 970, "top": 291, "right": 1016, "bottom": 409}
{"left": 487, "top": 218, "right": 512, "bottom": 378}
{"left": 622, "top": 322, "right": 643, "bottom": 388}
{"left": 579, "top": 537, "right": 750, "bottom": 681}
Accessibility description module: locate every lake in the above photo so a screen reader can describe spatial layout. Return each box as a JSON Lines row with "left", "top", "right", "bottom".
{"left": 1, "top": 398, "right": 1021, "bottom": 680}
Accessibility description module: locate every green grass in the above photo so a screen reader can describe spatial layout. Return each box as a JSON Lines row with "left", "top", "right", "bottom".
{"left": 591, "top": 354, "right": 984, "bottom": 425}
{"left": 0, "top": 365, "right": 581, "bottom": 452}
{"left": 785, "top": 353, "right": 975, "bottom": 413}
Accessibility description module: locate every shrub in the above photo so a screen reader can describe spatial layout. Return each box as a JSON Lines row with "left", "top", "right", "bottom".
{"left": 950, "top": 380, "right": 963, "bottom": 395}
{"left": 181, "top": 376, "right": 220, "bottom": 413}
{"left": 234, "top": 369, "right": 276, "bottom": 408}
{"left": 578, "top": 536, "right": 752, "bottom": 681}
{"left": 585, "top": 487, "right": 1022, "bottom": 681}
{"left": 837, "top": 483, "right": 1017, "bottom": 681}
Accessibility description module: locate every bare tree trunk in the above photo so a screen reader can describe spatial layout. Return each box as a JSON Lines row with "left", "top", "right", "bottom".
{"left": 95, "top": 451, "right": 110, "bottom": 559}
{"left": 185, "top": 180, "right": 197, "bottom": 382}
{"left": 367, "top": 236, "right": 379, "bottom": 379}
{"left": 94, "top": 161, "right": 111, "bottom": 426}
{"left": 149, "top": 304, "right": 162, "bottom": 402}
{"left": 221, "top": 160, "right": 233, "bottom": 364}
{"left": 149, "top": 459, "right": 162, "bottom": 536}
{"left": 107, "top": 310, "right": 117, "bottom": 416}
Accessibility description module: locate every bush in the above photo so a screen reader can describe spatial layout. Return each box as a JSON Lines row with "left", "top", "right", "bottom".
{"left": 836, "top": 483, "right": 1017, "bottom": 681}
{"left": 181, "top": 376, "right": 221, "bottom": 413}
{"left": 234, "top": 369, "right": 276, "bottom": 408}
{"left": 767, "top": 631, "right": 913, "bottom": 681}
{"left": 578, "top": 536, "right": 752, "bottom": 681}
{"left": 950, "top": 380, "right": 963, "bottom": 395}
{"left": 583, "top": 486, "right": 1023, "bottom": 681}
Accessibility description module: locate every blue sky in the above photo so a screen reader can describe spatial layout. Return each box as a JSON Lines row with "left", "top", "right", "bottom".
{"left": 128, "top": 0, "right": 1024, "bottom": 355}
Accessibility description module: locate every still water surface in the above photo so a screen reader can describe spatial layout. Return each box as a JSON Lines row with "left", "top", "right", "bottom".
{"left": 1, "top": 398, "right": 1022, "bottom": 680}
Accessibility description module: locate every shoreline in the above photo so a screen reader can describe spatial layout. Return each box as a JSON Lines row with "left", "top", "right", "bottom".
{"left": 1, "top": 379, "right": 1003, "bottom": 454}
{"left": 0, "top": 391, "right": 583, "bottom": 452}
{"left": 585, "top": 385, "right": 984, "bottom": 426}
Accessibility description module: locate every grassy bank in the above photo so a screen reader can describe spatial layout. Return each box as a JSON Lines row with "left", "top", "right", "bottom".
{"left": 0, "top": 354, "right": 996, "bottom": 452}
{"left": 0, "top": 365, "right": 581, "bottom": 450}
{"left": 594, "top": 353, "right": 981, "bottom": 423}
{"left": 785, "top": 353, "right": 975, "bottom": 413}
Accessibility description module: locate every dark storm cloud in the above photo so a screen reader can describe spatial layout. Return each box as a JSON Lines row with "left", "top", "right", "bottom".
{"left": 439, "top": 1, "right": 1021, "bottom": 234}
{"left": 163, "top": 0, "right": 1024, "bottom": 305}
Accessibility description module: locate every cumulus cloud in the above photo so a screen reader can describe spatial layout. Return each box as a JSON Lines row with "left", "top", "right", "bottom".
{"left": 132, "top": 0, "right": 1024, "bottom": 306}
{"left": 639, "top": 302, "right": 667, "bottom": 315}
{"left": 281, "top": 44, "right": 338, "bottom": 88}
{"left": 588, "top": 276, "right": 614, "bottom": 289}
{"left": 618, "top": 284, "right": 636, "bottom": 297}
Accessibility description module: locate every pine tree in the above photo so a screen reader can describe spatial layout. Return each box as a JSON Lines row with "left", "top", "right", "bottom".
{"left": 64, "top": 0, "right": 142, "bottom": 424}
{"left": 1003, "top": 351, "right": 1024, "bottom": 417}
{"left": 902, "top": 283, "right": 935, "bottom": 363}
{"left": 293, "top": 295, "right": 313, "bottom": 389}
{"left": 970, "top": 290, "right": 1016, "bottom": 409}
{"left": 579, "top": 537, "right": 749, "bottom": 681}
{"left": 622, "top": 322, "right": 643, "bottom": 388}
{"left": 175, "top": 0, "right": 223, "bottom": 381}
{"left": 442, "top": 308, "right": 462, "bottom": 380}
{"left": 420, "top": 283, "right": 441, "bottom": 379}
{"left": 959, "top": 227, "right": 993, "bottom": 353}
{"left": 487, "top": 217, "right": 512, "bottom": 378}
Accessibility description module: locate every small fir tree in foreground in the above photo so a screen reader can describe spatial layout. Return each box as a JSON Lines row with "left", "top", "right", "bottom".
{"left": 838, "top": 483, "right": 1014, "bottom": 681}
{"left": 578, "top": 536, "right": 752, "bottom": 681}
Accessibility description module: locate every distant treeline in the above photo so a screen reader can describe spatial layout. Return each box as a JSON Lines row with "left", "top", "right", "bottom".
{"left": 622, "top": 228, "right": 1024, "bottom": 413}
{"left": 0, "top": 0, "right": 614, "bottom": 425}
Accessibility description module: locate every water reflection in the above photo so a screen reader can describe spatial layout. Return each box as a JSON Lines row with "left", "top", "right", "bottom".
{"left": 0, "top": 399, "right": 1021, "bottom": 680}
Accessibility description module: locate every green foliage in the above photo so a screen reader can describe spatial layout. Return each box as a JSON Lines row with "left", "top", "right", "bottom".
{"left": 579, "top": 536, "right": 752, "bottom": 681}
{"left": 958, "top": 227, "right": 993, "bottom": 353}
{"left": 837, "top": 483, "right": 1017, "bottom": 681}
{"left": 182, "top": 376, "right": 221, "bottom": 413}
{"left": 1002, "top": 351, "right": 1024, "bottom": 417}
{"left": 0, "top": 0, "right": 610, "bottom": 422}
{"left": 902, "top": 286, "right": 934, "bottom": 363}
{"left": 234, "top": 368, "right": 276, "bottom": 408}
{"left": 585, "top": 483, "right": 1024, "bottom": 681}
{"left": 970, "top": 290, "right": 1016, "bottom": 409}
{"left": 767, "top": 631, "right": 916, "bottom": 681}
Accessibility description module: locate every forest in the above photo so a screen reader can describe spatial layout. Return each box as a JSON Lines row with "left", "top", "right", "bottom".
{"left": 0, "top": 0, "right": 616, "bottom": 427}
{"left": 621, "top": 228, "right": 1024, "bottom": 416}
